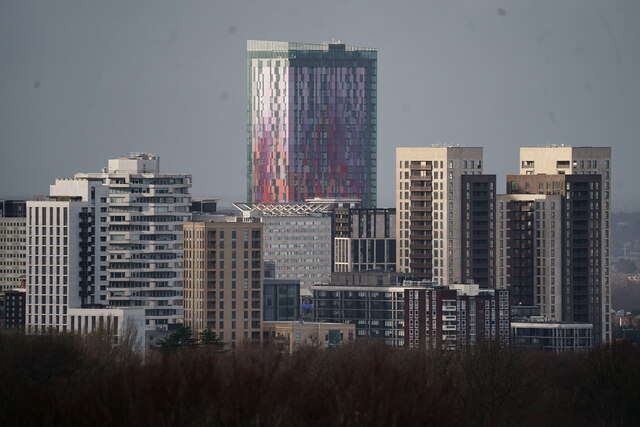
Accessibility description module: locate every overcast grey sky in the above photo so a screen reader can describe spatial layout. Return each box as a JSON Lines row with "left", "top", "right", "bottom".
{"left": 1, "top": 0, "right": 638, "bottom": 210}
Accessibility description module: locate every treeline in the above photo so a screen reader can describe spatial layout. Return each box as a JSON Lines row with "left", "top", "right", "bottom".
{"left": 1, "top": 331, "right": 639, "bottom": 426}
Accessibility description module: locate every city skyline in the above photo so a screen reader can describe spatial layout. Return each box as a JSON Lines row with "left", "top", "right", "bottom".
{"left": 1, "top": 1, "right": 639, "bottom": 211}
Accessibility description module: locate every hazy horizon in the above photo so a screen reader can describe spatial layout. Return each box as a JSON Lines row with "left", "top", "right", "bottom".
{"left": 1, "top": 0, "right": 639, "bottom": 211}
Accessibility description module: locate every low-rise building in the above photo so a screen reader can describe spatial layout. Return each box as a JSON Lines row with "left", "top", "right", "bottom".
{"left": 263, "top": 321, "right": 355, "bottom": 352}
{"left": 68, "top": 307, "right": 146, "bottom": 354}
{"left": 511, "top": 320, "right": 593, "bottom": 352}
{"left": 2, "top": 288, "right": 26, "bottom": 330}
{"left": 405, "top": 283, "right": 510, "bottom": 351}
{"left": 311, "top": 285, "right": 406, "bottom": 347}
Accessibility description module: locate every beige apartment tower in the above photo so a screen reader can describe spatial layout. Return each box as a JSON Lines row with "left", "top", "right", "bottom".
{"left": 518, "top": 146, "right": 611, "bottom": 343}
{"left": 183, "top": 218, "right": 263, "bottom": 348}
{"left": 396, "top": 146, "right": 487, "bottom": 284}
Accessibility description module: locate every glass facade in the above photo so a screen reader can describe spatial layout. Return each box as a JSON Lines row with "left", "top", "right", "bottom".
{"left": 247, "top": 40, "right": 377, "bottom": 207}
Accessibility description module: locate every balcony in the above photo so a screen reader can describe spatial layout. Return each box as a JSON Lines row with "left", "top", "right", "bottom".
{"left": 410, "top": 243, "right": 432, "bottom": 250}
{"left": 411, "top": 224, "right": 432, "bottom": 231}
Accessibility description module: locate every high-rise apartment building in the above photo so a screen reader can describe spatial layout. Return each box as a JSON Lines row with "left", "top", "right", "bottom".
{"left": 82, "top": 154, "right": 191, "bottom": 330}
{"left": 505, "top": 172, "right": 606, "bottom": 343}
{"left": 27, "top": 199, "right": 92, "bottom": 331}
{"left": 396, "top": 146, "right": 494, "bottom": 285}
{"left": 183, "top": 218, "right": 263, "bottom": 347}
{"left": 516, "top": 146, "right": 611, "bottom": 343}
{"left": 247, "top": 40, "right": 377, "bottom": 207}
{"left": 26, "top": 153, "right": 191, "bottom": 335}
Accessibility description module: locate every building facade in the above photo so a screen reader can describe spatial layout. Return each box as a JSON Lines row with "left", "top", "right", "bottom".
{"left": 2, "top": 289, "right": 26, "bottom": 329}
{"left": 263, "top": 321, "right": 355, "bottom": 352}
{"left": 311, "top": 285, "right": 406, "bottom": 347}
{"left": 0, "top": 213, "right": 26, "bottom": 292}
{"left": 235, "top": 202, "right": 336, "bottom": 288}
{"left": 396, "top": 146, "right": 492, "bottom": 285}
{"left": 26, "top": 153, "right": 190, "bottom": 336}
{"left": 405, "top": 283, "right": 510, "bottom": 351}
{"left": 333, "top": 207, "right": 396, "bottom": 273}
{"left": 506, "top": 170, "right": 606, "bottom": 344}
{"left": 74, "top": 154, "right": 192, "bottom": 330}
{"left": 26, "top": 199, "right": 89, "bottom": 331}
{"left": 511, "top": 321, "right": 593, "bottom": 353}
{"left": 183, "top": 218, "right": 263, "bottom": 347}
{"left": 497, "top": 194, "right": 563, "bottom": 321}
{"left": 518, "top": 146, "right": 611, "bottom": 343}
{"left": 247, "top": 40, "right": 377, "bottom": 207}
{"left": 263, "top": 279, "right": 300, "bottom": 321}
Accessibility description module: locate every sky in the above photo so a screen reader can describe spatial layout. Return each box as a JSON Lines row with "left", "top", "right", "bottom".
{"left": 1, "top": 0, "right": 639, "bottom": 210}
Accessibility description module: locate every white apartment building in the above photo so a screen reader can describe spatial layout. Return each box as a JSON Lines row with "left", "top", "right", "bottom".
{"left": 396, "top": 146, "right": 484, "bottom": 284}
{"left": 26, "top": 153, "right": 191, "bottom": 334}
{"left": 26, "top": 200, "right": 86, "bottom": 331}
{"left": 77, "top": 153, "right": 192, "bottom": 330}
{"left": 518, "top": 146, "right": 611, "bottom": 342}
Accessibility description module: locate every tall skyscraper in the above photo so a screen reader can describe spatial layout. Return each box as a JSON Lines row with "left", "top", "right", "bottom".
{"left": 511, "top": 145, "right": 611, "bottom": 343}
{"left": 396, "top": 146, "right": 495, "bottom": 285}
{"left": 247, "top": 40, "right": 377, "bottom": 207}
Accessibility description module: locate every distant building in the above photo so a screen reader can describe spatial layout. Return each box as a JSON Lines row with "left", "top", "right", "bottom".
{"left": 496, "top": 194, "right": 563, "bottom": 320}
{"left": 511, "top": 321, "right": 593, "bottom": 353}
{"left": 1, "top": 287, "right": 26, "bottom": 330}
{"left": 311, "top": 284, "right": 406, "bottom": 347}
{"left": 333, "top": 207, "right": 396, "bottom": 273}
{"left": 505, "top": 172, "right": 604, "bottom": 344}
{"left": 0, "top": 207, "right": 26, "bottom": 292}
{"left": 396, "top": 146, "right": 495, "bottom": 285}
{"left": 68, "top": 307, "right": 146, "bottom": 354}
{"left": 331, "top": 271, "right": 403, "bottom": 287}
{"left": 247, "top": 40, "right": 377, "bottom": 207}
{"left": 405, "top": 283, "right": 510, "bottom": 351}
{"left": 190, "top": 198, "right": 218, "bottom": 215}
{"left": 183, "top": 218, "right": 264, "bottom": 348}
{"left": 0, "top": 200, "right": 27, "bottom": 218}
{"left": 517, "top": 146, "right": 611, "bottom": 343}
{"left": 263, "top": 321, "right": 355, "bottom": 352}
{"left": 263, "top": 279, "right": 300, "bottom": 321}
{"left": 26, "top": 153, "right": 187, "bottom": 340}
{"left": 235, "top": 201, "right": 347, "bottom": 288}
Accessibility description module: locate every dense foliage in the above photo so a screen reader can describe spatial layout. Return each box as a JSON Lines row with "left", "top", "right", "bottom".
{"left": 1, "top": 331, "right": 639, "bottom": 426}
